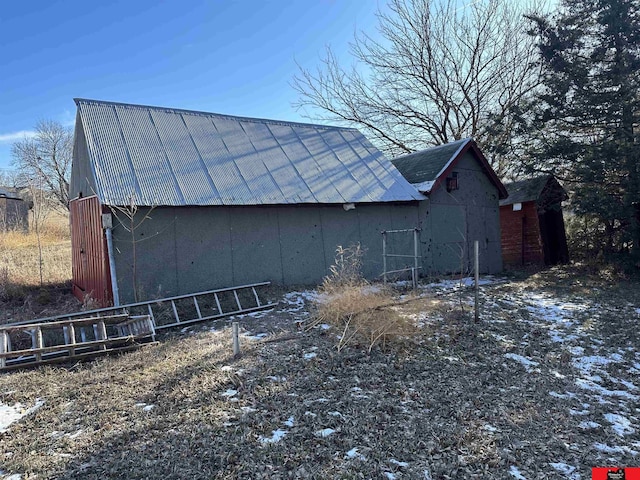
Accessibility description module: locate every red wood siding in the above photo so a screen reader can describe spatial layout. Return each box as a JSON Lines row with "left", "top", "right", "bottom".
{"left": 500, "top": 201, "right": 544, "bottom": 267}
{"left": 70, "top": 196, "right": 112, "bottom": 306}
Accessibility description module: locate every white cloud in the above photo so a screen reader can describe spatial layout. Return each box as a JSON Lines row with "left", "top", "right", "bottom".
{"left": 0, "top": 130, "right": 36, "bottom": 144}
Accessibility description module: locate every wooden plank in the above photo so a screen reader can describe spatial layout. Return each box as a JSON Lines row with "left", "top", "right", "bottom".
{"left": 67, "top": 323, "right": 76, "bottom": 357}
{"left": 1, "top": 343, "right": 159, "bottom": 371}
{"left": 0, "top": 334, "right": 152, "bottom": 359}
{"left": 34, "top": 327, "right": 43, "bottom": 363}
{"left": 0, "top": 332, "right": 7, "bottom": 369}
{"left": 0, "top": 314, "right": 129, "bottom": 332}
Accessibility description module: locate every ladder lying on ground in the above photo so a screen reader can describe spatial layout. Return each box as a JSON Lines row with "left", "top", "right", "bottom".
{"left": 1, "top": 282, "right": 277, "bottom": 370}
{"left": 0, "top": 314, "right": 156, "bottom": 370}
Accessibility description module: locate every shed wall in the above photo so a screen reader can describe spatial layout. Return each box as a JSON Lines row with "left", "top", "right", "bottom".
{"left": 70, "top": 118, "right": 98, "bottom": 201}
{"left": 110, "top": 203, "right": 420, "bottom": 303}
{"left": 420, "top": 152, "right": 503, "bottom": 274}
{"left": 499, "top": 201, "right": 544, "bottom": 266}
{"left": 0, "top": 198, "right": 28, "bottom": 232}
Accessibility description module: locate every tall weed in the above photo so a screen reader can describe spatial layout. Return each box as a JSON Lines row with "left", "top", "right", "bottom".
{"left": 309, "top": 245, "right": 418, "bottom": 352}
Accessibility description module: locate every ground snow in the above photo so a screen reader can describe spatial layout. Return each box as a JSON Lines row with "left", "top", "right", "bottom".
{"left": 258, "top": 429, "right": 287, "bottom": 444}
{"left": 509, "top": 465, "right": 527, "bottom": 479}
{"left": 503, "top": 353, "right": 539, "bottom": 372}
{"left": 549, "top": 462, "right": 580, "bottom": 479}
{"left": 0, "top": 399, "right": 45, "bottom": 433}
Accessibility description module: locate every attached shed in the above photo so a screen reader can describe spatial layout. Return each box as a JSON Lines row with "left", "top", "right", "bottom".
{"left": 499, "top": 175, "right": 569, "bottom": 267}
{"left": 392, "top": 139, "right": 508, "bottom": 275}
{"left": 0, "top": 187, "right": 28, "bottom": 232}
{"left": 69, "top": 99, "right": 425, "bottom": 305}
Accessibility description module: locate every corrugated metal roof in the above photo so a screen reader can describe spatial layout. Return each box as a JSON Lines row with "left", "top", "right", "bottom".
{"left": 75, "top": 99, "right": 424, "bottom": 206}
{"left": 390, "top": 138, "right": 471, "bottom": 191}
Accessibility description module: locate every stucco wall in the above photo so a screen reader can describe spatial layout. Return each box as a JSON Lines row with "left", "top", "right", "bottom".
{"left": 420, "top": 152, "right": 503, "bottom": 275}
{"left": 109, "top": 202, "right": 421, "bottom": 303}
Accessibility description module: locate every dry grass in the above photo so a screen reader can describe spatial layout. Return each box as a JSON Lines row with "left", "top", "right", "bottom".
{"left": 0, "top": 268, "right": 637, "bottom": 478}
{"left": 308, "top": 245, "right": 421, "bottom": 352}
{"left": 0, "top": 212, "right": 71, "bottom": 287}
{"left": 0, "top": 211, "right": 76, "bottom": 323}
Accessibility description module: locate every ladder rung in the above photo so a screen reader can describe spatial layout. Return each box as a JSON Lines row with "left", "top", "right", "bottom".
{"left": 233, "top": 290, "right": 241, "bottom": 311}
{"left": 214, "top": 293, "right": 222, "bottom": 315}
{"left": 251, "top": 286, "right": 261, "bottom": 307}
{"left": 193, "top": 297, "right": 202, "bottom": 319}
{"left": 171, "top": 300, "right": 180, "bottom": 323}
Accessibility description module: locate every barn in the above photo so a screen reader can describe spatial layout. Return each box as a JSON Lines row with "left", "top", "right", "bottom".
{"left": 69, "top": 99, "right": 425, "bottom": 305}
{"left": 0, "top": 187, "right": 28, "bottom": 232}
{"left": 499, "top": 175, "right": 569, "bottom": 267}
{"left": 391, "top": 138, "right": 508, "bottom": 275}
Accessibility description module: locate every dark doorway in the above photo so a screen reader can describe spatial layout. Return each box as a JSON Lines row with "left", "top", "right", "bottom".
{"left": 538, "top": 207, "right": 569, "bottom": 265}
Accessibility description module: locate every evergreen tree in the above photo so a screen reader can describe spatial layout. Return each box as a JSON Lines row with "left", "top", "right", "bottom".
{"left": 524, "top": 0, "right": 640, "bottom": 257}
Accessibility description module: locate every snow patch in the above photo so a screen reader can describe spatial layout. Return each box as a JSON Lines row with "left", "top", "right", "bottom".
{"left": 504, "top": 353, "right": 539, "bottom": 372}
{"left": 314, "top": 428, "right": 335, "bottom": 437}
{"left": 0, "top": 399, "right": 45, "bottom": 433}
{"left": 549, "top": 462, "right": 579, "bottom": 479}
{"left": 345, "top": 447, "right": 366, "bottom": 461}
{"left": 258, "top": 429, "right": 287, "bottom": 444}
{"left": 509, "top": 465, "right": 527, "bottom": 479}
{"left": 604, "top": 413, "right": 635, "bottom": 436}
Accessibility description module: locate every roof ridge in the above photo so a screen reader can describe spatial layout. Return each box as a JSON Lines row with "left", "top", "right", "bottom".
{"left": 392, "top": 137, "right": 472, "bottom": 161}
{"left": 74, "top": 98, "right": 359, "bottom": 132}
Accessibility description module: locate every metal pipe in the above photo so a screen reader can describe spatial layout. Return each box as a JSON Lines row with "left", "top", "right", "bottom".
{"left": 105, "top": 227, "right": 120, "bottom": 307}
{"left": 382, "top": 231, "right": 387, "bottom": 285}
{"left": 474, "top": 240, "right": 479, "bottom": 323}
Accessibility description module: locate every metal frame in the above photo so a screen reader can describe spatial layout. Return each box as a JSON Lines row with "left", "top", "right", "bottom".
{"left": 381, "top": 228, "right": 421, "bottom": 287}
{"left": 5, "top": 282, "right": 277, "bottom": 332}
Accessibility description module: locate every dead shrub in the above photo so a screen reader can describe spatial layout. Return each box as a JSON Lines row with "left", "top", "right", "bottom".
{"left": 308, "top": 245, "right": 418, "bottom": 352}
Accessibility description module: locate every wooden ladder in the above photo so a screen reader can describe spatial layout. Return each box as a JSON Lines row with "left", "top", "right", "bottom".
{"left": 0, "top": 314, "right": 156, "bottom": 370}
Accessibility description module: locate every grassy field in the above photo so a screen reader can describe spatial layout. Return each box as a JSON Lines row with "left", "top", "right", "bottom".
{"left": 0, "top": 266, "right": 637, "bottom": 479}
{"left": 0, "top": 212, "right": 78, "bottom": 323}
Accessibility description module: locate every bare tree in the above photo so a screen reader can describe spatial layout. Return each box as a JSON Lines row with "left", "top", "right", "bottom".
{"left": 293, "top": 0, "right": 548, "bottom": 177}
{"left": 11, "top": 120, "right": 72, "bottom": 211}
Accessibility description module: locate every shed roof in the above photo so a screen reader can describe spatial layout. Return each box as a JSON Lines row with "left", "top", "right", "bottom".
{"left": 500, "top": 175, "right": 567, "bottom": 207}
{"left": 0, "top": 187, "right": 22, "bottom": 200}
{"left": 391, "top": 138, "right": 508, "bottom": 199}
{"left": 74, "top": 99, "right": 424, "bottom": 207}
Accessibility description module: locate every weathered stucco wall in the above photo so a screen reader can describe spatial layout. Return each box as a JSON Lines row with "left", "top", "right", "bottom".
{"left": 109, "top": 202, "right": 421, "bottom": 303}
{"left": 420, "top": 152, "right": 503, "bottom": 275}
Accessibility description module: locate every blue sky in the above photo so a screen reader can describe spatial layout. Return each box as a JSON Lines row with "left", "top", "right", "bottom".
{"left": 0, "top": 0, "right": 385, "bottom": 171}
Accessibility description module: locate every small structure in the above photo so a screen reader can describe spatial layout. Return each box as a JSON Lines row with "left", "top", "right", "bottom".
{"left": 391, "top": 139, "right": 508, "bottom": 275}
{"left": 0, "top": 187, "right": 28, "bottom": 232}
{"left": 499, "top": 175, "right": 569, "bottom": 267}
{"left": 69, "top": 99, "right": 425, "bottom": 305}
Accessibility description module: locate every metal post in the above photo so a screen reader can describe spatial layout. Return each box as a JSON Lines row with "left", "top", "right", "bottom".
{"left": 0, "top": 331, "right": 7, "bottom": 369}
{"left": 105, "top": 227, "right": 120, "bottom": 307}
{"left": 414, "top": 228, "right": 419, "bottom": 287}
{"left": 382, "top": 231, "right": 387, "bottom": 285}
{"left": 474, "top": 240, "right": 479, "bottom": 323}
{"left": 232, "top": 322, "right": 240, "bottom": 357}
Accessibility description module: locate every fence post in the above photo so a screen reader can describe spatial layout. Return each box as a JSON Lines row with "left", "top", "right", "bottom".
{"left": 232, "top": 322, "right": 240, "bottom": 357}
{"left": 414, "top": 228, "right": 419, "bottom": 289}
{"left": 382, "top": 231, "right": 387, "bottom": 285}
{"left": 474, "top": 240, "right": 479, "bottom": 323}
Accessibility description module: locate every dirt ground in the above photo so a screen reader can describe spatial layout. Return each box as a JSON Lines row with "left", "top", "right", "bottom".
{"left": 0, "top": 266, "right": 638, "bottom": 479}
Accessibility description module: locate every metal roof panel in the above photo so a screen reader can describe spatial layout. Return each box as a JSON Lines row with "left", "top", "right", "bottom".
{"left": 74, "top": 99, "right": 424, "bottom": 206}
